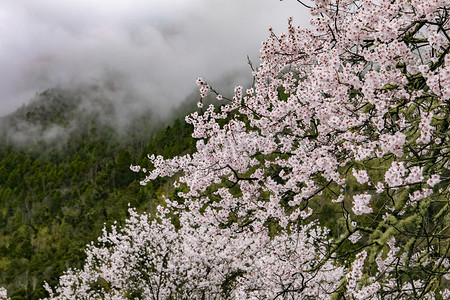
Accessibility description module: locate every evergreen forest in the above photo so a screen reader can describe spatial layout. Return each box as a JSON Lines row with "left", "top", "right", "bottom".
{"left": 0, "top": 87, "right": 196, "bottom": 299}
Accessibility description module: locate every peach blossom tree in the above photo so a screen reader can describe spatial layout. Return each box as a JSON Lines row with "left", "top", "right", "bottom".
{"left": 46, "top": 0, "right": 449, "bottom": 299}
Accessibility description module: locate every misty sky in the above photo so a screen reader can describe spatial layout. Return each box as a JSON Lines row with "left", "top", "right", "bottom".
{"left": 0, "top": 0, "right": 310, "bottom": 117}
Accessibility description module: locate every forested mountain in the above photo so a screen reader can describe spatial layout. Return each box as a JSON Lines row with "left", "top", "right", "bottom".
{"left": 0, "top": 87, "right": 196, "bottom": 299}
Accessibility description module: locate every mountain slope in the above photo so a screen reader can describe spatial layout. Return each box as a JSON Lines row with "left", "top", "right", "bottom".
{"left": 0, "top": 87, "right": 195, "bottom": 299}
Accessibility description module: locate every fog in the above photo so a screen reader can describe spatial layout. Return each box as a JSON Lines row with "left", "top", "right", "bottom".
{"left": 0, "top": 0, "right": 310, "bottom": 118}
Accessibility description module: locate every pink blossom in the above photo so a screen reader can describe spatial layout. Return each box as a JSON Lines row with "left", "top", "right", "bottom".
{"left": 352, "top": 169, "right": 369, "bottom": 184}
{"left": 385, "top": 161, "right": 407, "bottom": 187}
{"left": 427, "top": 174, "right": 440, "bottom": 187}
{"left": 352, "top": 193, "right": 373, "bottom": 215}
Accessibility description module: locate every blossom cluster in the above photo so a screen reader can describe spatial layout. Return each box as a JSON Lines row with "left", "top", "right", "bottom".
{"left": 0, "top": 288, "right": 9, "bottom": 300}
{"left": 134, "top": 0, "right": 448, "bottom": 297}
{"left": 45, "top": 208, "right": 343, "bottom": 299}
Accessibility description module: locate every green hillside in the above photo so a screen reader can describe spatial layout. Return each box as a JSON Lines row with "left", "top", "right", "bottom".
{"left": 0, "top": 88, "right": 196, "bottom": 299}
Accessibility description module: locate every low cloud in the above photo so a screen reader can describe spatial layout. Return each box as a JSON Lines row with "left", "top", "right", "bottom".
{"left": 0, "top": 0, "right": 310, "bottom": 118}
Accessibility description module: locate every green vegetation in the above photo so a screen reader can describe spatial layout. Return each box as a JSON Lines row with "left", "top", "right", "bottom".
{"left": 0, "top": 89, "right": 196, "bottom": 299}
